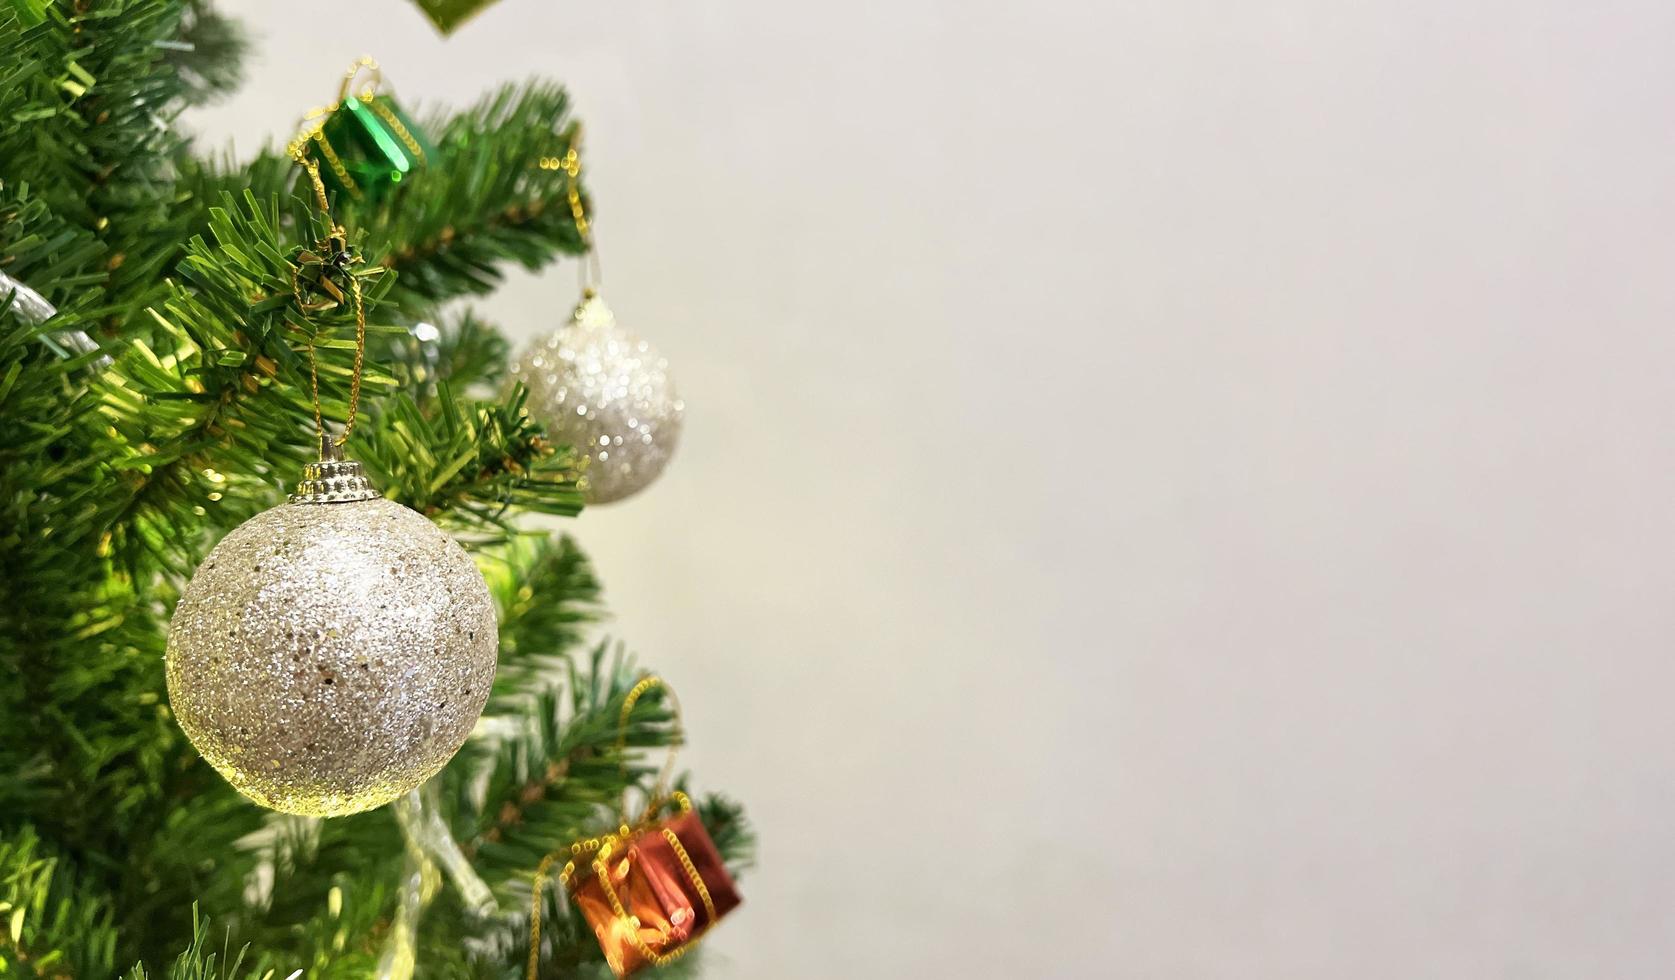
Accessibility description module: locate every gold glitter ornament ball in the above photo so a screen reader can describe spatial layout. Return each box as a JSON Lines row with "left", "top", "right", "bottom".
{"left": 509, "top": 291, "right": 683, "bottom": 504}
{"left": 166, "top": 451, "right": 498, "bottom": 817}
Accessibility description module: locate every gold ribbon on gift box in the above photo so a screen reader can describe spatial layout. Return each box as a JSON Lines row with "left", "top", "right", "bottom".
{"left": 527, "top": 675, "right": 726, "bottom": 978}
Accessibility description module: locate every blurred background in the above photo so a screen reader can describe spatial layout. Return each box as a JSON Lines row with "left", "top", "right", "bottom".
{"left": 190, "top": 1, "right": 1675, "bottom": 976}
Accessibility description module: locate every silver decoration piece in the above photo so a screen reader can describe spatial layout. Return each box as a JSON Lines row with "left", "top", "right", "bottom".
{"left": 0, "top": 268, "right": 104, "bottom": 362}
{"left": 509, "top": 291, "right": 683, "bottom": 505}
{"left": 166, "top": 442, "right": 499, "bottom": 817}
{"left": 406, "top": 321, "right": 444, "bottom": 401}
{"left": 375, "top": 794, "right": 435, "bottom": 980}
{"left": 0, "top": 268, "right": 57, "bottom": 325}
{"left": 375, "top": 782, "right": 497, "bottom": 980}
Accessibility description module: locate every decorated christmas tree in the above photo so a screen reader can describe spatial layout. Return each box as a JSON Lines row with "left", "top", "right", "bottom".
{"left": 0, "top": 1, "right": 750, "bottom": 976}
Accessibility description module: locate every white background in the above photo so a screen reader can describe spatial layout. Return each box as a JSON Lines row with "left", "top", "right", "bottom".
{"left": 192, "top": 1, "right": 1675, "bottom": 976}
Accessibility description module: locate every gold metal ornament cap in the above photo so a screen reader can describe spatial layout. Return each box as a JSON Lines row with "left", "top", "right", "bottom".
{"left": 290, "top": 434, "right": 380, "bottom": 504}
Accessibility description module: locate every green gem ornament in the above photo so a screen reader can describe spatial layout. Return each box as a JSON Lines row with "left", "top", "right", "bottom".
{"left": 409, "top": 0, "right": 503, "bottom": 34}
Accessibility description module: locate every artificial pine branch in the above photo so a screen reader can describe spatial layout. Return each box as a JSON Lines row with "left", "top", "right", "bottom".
{"left": 0, "top": 827, "right": 120, "bottom": 978}
{"left": 164, "top": 0, "right": 247, "bottom": 106}
{"left": 100, "top": 193, "right": 397, "bottom": 571}
{"left": 0, "top": 0, "right": 208, "bottom": 336}
{"left": 371, "top": 309, "right": 512, "bottom": 402}
{"left": 119, "top": 907, "right": 271, "bottom": 980}
{"left": 354, "top": 384, "right": 585, "bottom": 545}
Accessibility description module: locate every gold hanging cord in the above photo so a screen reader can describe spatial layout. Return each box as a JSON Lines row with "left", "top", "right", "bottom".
{"left": 285, "top": 58, "right": 379, "bottom": 447}
{"left": 538, "top": 124, "right": 603, "bottom": 294}
{"left": 288, "top": 158, "right": 368, "bottom": 447}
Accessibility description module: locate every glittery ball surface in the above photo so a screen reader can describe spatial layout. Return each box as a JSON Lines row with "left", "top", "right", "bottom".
{"left": 509, "top": 293, "right": 683, "bottom": 504}
{"left": 166, "top": 497, "right": 498, "bottom": 817}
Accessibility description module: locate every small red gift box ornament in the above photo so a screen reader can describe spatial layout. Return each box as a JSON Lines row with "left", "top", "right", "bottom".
{"left": 529, "top": 676, "right": 743, "bottom": 978}
{"left": 569, "top": 804, "right": 742, "bottom": 976}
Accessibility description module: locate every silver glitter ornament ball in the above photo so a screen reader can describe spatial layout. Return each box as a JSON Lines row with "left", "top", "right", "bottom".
{"left": 166, "top": 447, "right": 498, "bottom": 817}
{"left": 509, "top": 291, "right": 683, "bottom": 504}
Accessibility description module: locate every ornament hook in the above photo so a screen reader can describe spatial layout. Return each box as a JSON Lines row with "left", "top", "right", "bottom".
{"left": 290, "top": 432, "right": 379, "bottom": 504}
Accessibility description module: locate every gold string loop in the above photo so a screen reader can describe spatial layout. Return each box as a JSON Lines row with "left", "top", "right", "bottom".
{"left": 338, "top": 54, "right": 383, "bottom": 104}
{"left": 617, "top": 674, "right": 683, "bottom": 826}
